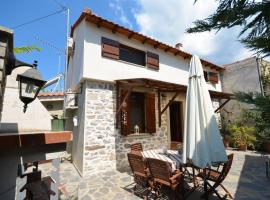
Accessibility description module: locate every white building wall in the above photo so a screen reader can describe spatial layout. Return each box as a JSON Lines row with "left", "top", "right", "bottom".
{"left": 0, "top": 67, "right": 52, "bottom": 132}
{"left": 67, "top": 21, "right": 86, "bottom": 91}
{"left": 67, "top": 20, "right": 222, "bottom": 92}
{"left": 67, "top": 20, "right": 225, "bottom": 176}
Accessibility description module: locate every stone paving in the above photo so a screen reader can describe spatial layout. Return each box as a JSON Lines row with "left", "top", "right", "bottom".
{"left": 19, "top": 150, "right": 270, "bottom": 200}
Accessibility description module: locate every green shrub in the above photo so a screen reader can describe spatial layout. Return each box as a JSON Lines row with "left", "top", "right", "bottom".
{"left": 229, "top": 125, "right": 256, "bottom": 149}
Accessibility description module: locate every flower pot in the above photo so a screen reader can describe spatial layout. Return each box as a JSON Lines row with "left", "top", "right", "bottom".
{"left": 238, "top": 144, "right": 247, "bottom": 151}
{"left": 265, "top": 143, "right": 270, "bottom": 153}
{"left": 223, "top": 139, "right": 229, "bottom": 148}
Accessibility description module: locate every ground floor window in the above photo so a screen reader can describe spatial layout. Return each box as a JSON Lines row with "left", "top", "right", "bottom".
{"left": 120, "top": 90, "right": 156, "bottom": 135}
{"left": 129, "top": 92, "right": 146, "bottom": 133}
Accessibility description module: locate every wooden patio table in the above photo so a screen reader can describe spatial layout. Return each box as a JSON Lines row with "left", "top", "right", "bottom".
{"left": 141, "top": 149, "right": 183, "bottom": 171}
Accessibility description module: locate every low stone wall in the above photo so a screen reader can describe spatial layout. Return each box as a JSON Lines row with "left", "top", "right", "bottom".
{"left": 83, "top": 81, "right": 169, "bottom": 175}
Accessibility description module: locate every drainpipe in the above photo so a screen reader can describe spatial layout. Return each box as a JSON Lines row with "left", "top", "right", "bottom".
{"left": 256, "top": 56, "right": 265, "bottom": 97}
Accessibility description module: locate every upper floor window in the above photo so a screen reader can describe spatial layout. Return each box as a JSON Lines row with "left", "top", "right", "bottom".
{"left": 101, "top": 37, "right": 159, "bottom": 70}
{"left": 119, "top": 44, "right": 146, "bottom": 66}
{"left": 204, "top": 71, "right": 219, "bottom": 84}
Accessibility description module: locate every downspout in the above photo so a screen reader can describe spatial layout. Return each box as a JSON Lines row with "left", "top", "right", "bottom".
{"left": 256, "top": 56, "right": 265, "bottom": 97}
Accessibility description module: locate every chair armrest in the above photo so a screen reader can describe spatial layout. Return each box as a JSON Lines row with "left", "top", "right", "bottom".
{"left": 144, "top": 168, "right": 150, "bottom": 176}
{"left": 170, "top": 171, "right": 182, "bottom": 184}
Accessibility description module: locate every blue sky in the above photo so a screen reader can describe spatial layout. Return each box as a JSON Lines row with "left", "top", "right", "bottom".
{"left": 0, "top": 0, "right": 257, "bottom": 89}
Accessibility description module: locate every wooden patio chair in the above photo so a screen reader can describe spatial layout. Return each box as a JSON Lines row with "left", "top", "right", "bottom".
{"left": 147, "top": 157, "right": 184, "bottom": 200}
{"left": 127, "top": 152, "right": 150, "bottom": 197}
{"left": 131, "top": 143, "right": 143, "bottom": 153}
{"left": 198, "top": 154, "right": 234, "bottom": 200}
{"left": 170, "top": 141, "right": 181, "bottom": 150}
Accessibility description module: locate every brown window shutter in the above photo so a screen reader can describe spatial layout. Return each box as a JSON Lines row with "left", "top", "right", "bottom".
{"left": 145, "top": 93, "right": 156, "bottom": 134}
{"left": 203, "top": 71, "right": 209, "bottom": 82}
{"left": 101, "top": 37, "right": 119, "bottom": 60}
{"left": 147, "top": 51, "right": 159, "bottom": 70}
{"left": 208, "top": 72, "right": 219, "bottom": 84}
{"left": 120, "top": 90, "right": 130, "bottom": 136}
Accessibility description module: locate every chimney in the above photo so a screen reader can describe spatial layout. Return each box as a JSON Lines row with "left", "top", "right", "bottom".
{"left": 175, "top": 43, "right": 183, "bottom": 50}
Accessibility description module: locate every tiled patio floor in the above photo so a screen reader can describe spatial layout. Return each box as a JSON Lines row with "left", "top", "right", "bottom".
{"left": 34, "top": 150, "right": 270, "bottom": 199}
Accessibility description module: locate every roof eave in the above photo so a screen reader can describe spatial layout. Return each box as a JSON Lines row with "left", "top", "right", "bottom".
{"left": 70, "top": 8, "right": 224, "bottom": 71}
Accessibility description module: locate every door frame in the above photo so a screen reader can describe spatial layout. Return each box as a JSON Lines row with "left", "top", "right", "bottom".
{"left": 168, "top": 101, "right": 184, "bottom": 143}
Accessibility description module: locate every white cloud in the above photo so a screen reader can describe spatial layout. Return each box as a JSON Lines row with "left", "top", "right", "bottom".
{"left": 109, "top": 0, "right": 133, "bottom": 29}
{"left": 133, "top": 0, "right": 253, "bottom": 64}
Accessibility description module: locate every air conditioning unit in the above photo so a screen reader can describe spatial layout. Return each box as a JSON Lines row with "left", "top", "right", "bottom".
{"left": 65, "top": 93, "right": 78, "bottom": 109}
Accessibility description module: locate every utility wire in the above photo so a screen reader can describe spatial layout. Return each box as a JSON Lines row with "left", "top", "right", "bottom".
{"left": 12, "top": 9, "right": 65, "bottom": 29}
{"left": 51, "top": 0, "right": 67, "bottom": 9}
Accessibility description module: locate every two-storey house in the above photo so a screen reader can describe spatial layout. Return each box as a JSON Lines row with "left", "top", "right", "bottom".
{"left": 66, "top": 8, "right": 232, "bottom": 176}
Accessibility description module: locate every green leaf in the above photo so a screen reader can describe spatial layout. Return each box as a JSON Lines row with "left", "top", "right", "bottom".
{"left": 187, "top": 0, "right": 270, "bottom": 57}
{"left": 13, "top": 45, "right": 42, "bottom": 54}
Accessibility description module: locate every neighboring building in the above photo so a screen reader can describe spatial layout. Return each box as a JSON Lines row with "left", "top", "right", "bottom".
{"left": 221, "top": 57, "right": 270, "bottom": 121}
{"left": 66, "top": 8, "right": 232, "bottom": 176}
{"left": 0, "top": 26, "right": 13, "bottom": 120}
{"left": 38, "top": 92, "right": 64, "bottom": 118}
{"left": 0, "top": 26, "right": 72, "bottom": 200}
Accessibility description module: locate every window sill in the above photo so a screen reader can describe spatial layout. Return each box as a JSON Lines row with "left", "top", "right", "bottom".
{"left": 123, "top": 133, "right": 152, "bottom": 139}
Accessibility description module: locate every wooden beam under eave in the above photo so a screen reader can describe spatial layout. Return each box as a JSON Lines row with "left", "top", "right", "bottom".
{"left": 214, "top": 98, "right": 231, "bottom": 113}
{"left": 128, "top": 32, "right": 134, "bottom": 39}
{"left": 96, "top": 19, "right": 102, "bottom": 28}
{"left": 164, "top": 47, "right": 170, "bottom": 52}
{"left": 158, "top": 90, "right": 161, "bottom": 127}
{"left": 112, "top": 25, "right": 118, "bottom": 33}
{"left": 142, "top": 38, "right": 148, "bottom": 44}
{"left": 161, "top": 92, "right": 180, "bottom": 115}
{"left": 154, "top": 43, "right": 159, "bottom": 49}
{"left": 116, "top": 87, "right": 133, "bottom": 116}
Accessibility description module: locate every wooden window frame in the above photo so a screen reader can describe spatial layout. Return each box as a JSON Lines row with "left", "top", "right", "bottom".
{"left": 101, "top": 37, "right": 159, "bottom": 70}
{"left": 119, "top": 90, "right": 156, "bottom": 136}
{"left": 208, "top": 72, "right": 219, "bottom": 84}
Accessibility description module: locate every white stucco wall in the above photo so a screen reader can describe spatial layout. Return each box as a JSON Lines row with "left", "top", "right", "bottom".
{"left": 222, "top": 57, "right": 261, "bottom": 94}
{"left": 67, "top": 20, "right": 222, "bottom": 92}
{"left": 0, "top": 67, "right": 52, "bottom": 132}
{"left": 66, "top": 21, "right": 86, "bottom": 91}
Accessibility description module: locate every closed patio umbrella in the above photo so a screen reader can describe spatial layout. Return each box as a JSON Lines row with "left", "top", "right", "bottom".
{"left": 183, "top": 55, "right": 227, "bottom": 168}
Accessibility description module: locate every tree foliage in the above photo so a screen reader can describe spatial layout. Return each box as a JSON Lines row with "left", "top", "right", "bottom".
{"left": 13, "top": 45, "right": 41, "bottom": 54}
{"left": 235, "top": 91, "right": 270, "bottom": 149}
{"left": 188, "top": 0, "right": 270, "bottom": 57}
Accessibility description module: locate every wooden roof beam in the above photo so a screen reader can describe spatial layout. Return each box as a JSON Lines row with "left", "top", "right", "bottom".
{"left": 96, "top": 19, "right": 102, "bottom": 28}
{"left": 142, "top": 38, "right": 148, "bottom": 44}
{"left": 112, "top": 25, "right": 118, "bottom": 33}
{"left": 164, "top": 47, "right": 170, "bottom": 52}
{"left": 214, "top": 98, "right": 231, "bottom": 113}
{"left": 161, "top": 92, "right": 180, "bottom": 115}
{"left": 128, "top": 32, "right": 135, "bottom": 39}
{"left": 154, "top": 42, "right": 160, "bottom": 49}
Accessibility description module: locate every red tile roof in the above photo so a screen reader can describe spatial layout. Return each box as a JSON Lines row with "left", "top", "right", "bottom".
{"left": 38, "top": 92, "right": 64, "bottom": 97}
{"left": 71, "top": 8, "right": 224, "bottom": 71}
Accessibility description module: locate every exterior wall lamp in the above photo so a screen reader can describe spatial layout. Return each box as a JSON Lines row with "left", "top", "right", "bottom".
{"left": 16, "top": 61, "right": 46, "bottom": 112}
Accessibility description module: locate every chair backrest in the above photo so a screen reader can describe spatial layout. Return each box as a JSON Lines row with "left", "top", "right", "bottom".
{"left": 170, "top": 141, "right": 180, "bottom": 150}
{"left": 131, "top": 143, "right": 143, "bottom": 152}
{"left": 147, "top": 158, "right": 172, "bottom": 184}
{"left": 220, "top": 154, "right": 234, "bottom": 181}
{"left": 127, "top": 152, "right": 146, "bottom": 176}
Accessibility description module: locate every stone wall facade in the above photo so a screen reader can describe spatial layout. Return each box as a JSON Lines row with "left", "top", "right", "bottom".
{"left": 82, "top": 81, "right": 169, "bottom": 175}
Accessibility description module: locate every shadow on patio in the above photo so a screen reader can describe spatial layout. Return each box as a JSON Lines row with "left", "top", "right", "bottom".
{"left": 232, "top": 154, "right": 270, "bottom": 200}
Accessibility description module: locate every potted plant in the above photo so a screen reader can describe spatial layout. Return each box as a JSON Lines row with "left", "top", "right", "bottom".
{"left": 229, "top": 125, "right": 256, "bottom": 151}
{"left": 220, "top": 118, "right": 232, "bottom": 149}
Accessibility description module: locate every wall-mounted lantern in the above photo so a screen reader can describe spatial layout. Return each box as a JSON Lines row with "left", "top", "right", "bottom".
{"left": 16, "top": 61, "right": 46, "bottom": 112}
